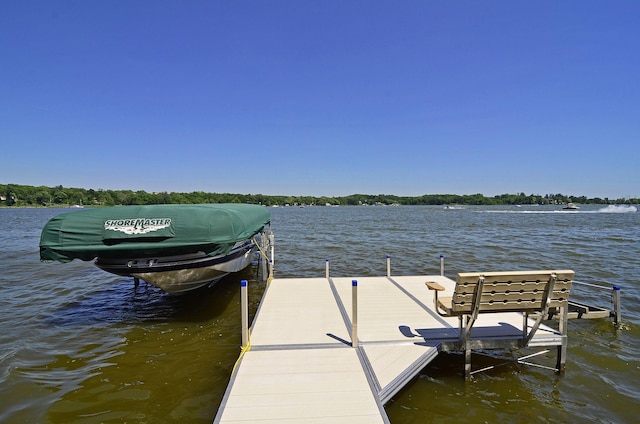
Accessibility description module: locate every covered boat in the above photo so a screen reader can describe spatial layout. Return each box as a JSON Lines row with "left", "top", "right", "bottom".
{"left": 40, "top": 203, "right": 271, "bottom": 294}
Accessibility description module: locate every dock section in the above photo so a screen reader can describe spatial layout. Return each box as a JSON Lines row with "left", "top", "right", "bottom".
{"left": 214, "top": 274, "right": 566, "bottom": 423}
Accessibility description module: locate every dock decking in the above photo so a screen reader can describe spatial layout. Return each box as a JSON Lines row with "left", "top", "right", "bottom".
{"left": 214, "top": 274, "right": 566, "bottom": 423}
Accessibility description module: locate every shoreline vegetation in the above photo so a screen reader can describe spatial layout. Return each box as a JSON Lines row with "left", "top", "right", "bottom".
{"left": 1, "top": 183, "right": 637, "bottom": 208}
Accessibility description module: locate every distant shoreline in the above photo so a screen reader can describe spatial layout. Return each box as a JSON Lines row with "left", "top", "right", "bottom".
{"left": 2, "top": 183, "right": 638, "bottom": 208}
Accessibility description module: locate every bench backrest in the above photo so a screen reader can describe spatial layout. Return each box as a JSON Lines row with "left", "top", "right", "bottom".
{"left": 452, "top": 270, "right": 574, "bottom": 314}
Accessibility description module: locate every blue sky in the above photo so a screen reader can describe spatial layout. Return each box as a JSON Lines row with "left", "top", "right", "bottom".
{"left": 1, "top": 1, "right": 638, "bottom": 198}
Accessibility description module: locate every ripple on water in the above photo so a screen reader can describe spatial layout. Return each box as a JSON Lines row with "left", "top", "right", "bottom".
{"left": 1, "top": 206, "right": 639, "bottom": 423}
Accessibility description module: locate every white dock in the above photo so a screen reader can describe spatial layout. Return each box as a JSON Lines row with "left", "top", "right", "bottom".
{"left": 214, "top": 274, "right": 565, "bottom": 423}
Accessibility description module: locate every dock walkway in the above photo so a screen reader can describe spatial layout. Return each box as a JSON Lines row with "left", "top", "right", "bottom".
{"left": 214, "top": 274, "right": 565, "bottom": 423}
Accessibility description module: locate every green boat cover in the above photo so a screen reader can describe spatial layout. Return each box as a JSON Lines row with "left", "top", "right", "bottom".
{"left": 40, "top": 203, "right": 271, "bottom": 263}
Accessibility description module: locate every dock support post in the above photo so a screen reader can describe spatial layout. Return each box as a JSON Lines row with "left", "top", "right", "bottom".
{"left": 259, "top": 231, "right": 268, "bottom": 282}
{"left": 440, "top": 254, "right": 445, "bottom": 276}
{"left": 463, "top": 315, "right": 472, "bottom": 380}
{"left": 612, "top": 286, "right": 621, "bottom": 324}
{"left": 557, "top": 304, "right": 568, "bottom": 373}
{"left": 241, "top": 280, "right": 249, "bottom": 349}
{"left": 352, "top": 280, "right": 358, "bottom": 348}
{"left": 386, "top": 255, "right": 391, "bottom": 277}
{"left": 326, "top": 259, "right": 330, "bottom": 278}
{"left": 259, "top": 251, "right": 266, "bottom": 282}
{"left": 269, "top": 233, "right": 275, "bottom": 279}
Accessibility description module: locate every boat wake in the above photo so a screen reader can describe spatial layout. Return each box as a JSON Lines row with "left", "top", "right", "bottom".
{"left": 598, "top": 205, "right": 637, "bottom": 213}
{"left": 482, "top": 205, "right": 637, "bottom": 214}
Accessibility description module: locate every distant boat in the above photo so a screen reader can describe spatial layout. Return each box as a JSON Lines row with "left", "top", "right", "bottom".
{"left": 40, "top": 203, "right": 271, "bottom": 295}
{"left": 562, "top": 203, "right": 579, "bottom": 210}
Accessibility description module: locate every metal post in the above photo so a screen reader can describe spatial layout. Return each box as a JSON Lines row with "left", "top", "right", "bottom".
{"left": 386, "top": 255, "right": 391, "bottom": 277}
{"left": 440, "top": 254, "right": 445, "bottom": 276}
{"left": 325, "top": 259, "right": 330, "bottom": 279}
{"left": 259, "top": 232, "right": 267, "bottom": 282}
{"left": 557, "top": 304, "right": 568, "bottom": 373}
{"left": 352, "top": 280, "right": 358, "bottom": 348}
{"left": 241, "top": 280, "right": 249, "bottom": 349}
{"left": 612, "top": 286, "right": 621, "bottom": 324}
{"left": 269, "top": 232, "right": 275, "bottom": 270}
{"left": 464, "top": 315, "right": 472, "bottom": 379}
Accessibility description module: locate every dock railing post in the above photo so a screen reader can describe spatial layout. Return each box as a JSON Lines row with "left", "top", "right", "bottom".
{"left": 440, "top": 254, "right": 445, "bottom": 276}
{"left": 352, "top": 279, "right": 358, "bottom": 348}
{"left": 386, "top": 255, "right": 391, "bottom": 277}
{"left": 326, "top": 259, "right": 330, "bottom": 279}
{"left": 612, "top": 286, "right": 621, "bottom": 324}
{"left": 241, "top": 280, "right": 249, "bottom": 349}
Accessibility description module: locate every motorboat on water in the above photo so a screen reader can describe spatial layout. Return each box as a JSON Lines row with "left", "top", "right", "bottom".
{"left": 40, "top": 203, "right": 272, "bottom": 295}
{"left": 562, "top": 202, "right": 580, "bottom": 210}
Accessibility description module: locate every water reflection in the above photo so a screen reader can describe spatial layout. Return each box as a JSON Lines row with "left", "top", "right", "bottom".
{"left": 42, "top": 271, "right": 258, "bottom": 424}
{"left": 44, "top": 268, "right": 260, "bottom": 327}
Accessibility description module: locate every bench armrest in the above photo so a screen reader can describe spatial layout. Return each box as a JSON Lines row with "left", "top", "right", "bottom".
{"left": 426, "top": 281, "right": 445, "bottom": 291}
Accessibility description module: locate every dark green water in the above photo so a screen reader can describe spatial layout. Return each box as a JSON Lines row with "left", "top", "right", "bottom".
{"left": 1, "top": 205, "right": 638, "bottom": 423}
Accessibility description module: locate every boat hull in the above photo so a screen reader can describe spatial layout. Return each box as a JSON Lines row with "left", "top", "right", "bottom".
{"left": 95, "top": 240, "right": 256, "bottom": 295}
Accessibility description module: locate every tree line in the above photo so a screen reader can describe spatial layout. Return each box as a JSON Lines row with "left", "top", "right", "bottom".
{"left": 1, "top": 183, "right": 636, "bottom": 207}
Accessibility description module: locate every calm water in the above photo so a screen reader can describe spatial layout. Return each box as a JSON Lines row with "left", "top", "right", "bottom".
{"left": 1, "top": 205, "right": 639, "bottom": 423}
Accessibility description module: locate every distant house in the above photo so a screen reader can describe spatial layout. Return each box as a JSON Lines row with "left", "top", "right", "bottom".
{"left": 0, "top": 195, "right": 6, "bottom": 201}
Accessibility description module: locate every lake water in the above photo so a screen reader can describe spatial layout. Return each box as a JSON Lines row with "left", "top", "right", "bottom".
{"left": 1, "top": 205, "right": 638, "bottom": 423}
